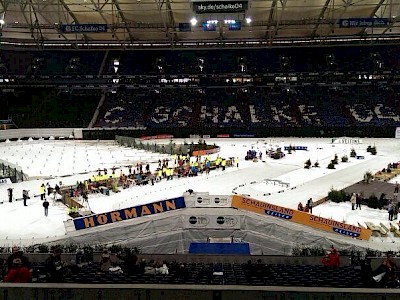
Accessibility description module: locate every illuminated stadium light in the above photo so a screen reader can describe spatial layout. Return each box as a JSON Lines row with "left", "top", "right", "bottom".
{"left": 245, "top": 17, "right": 252, "bottom": 24}
{"left": 112, "top": 59, "right": 119, "bottom": 73}
{"left": 206, "top": 20, "right": 218, "bottom": 25}
{"left": 0, "top": 19, "right": 5, "bottom": 26}
{"left": 190, "top": 17, "right": 198, "bottom": 26}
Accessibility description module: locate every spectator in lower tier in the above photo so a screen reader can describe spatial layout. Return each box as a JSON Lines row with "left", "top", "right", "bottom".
{"left": 44, "top": 248, "right": 66, "bottom": 282}
{"left": 321, "top": 246, "right": 340, "bottom": 267}
{"left": 156, "top": 261, "right": 169, "bottom": 275}
{"left": 360, "top": 257, "right": 374, "bottom": 287}
{"left": 7, "top": 246, "right": 31, "bottom": 270}
{"left": 4, "top": 258, "right": 32, "bottom": 283}
{"left": 117, "top": 249, "right": 139, "bottom": 275}
{"left": 100, "top": 250, "right": 114, "bottom": 273}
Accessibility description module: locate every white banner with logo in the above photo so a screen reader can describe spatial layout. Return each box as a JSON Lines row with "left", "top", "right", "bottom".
{"left": 185, "top": 215, "right": 241, "bottom": 229}
{"left": 193, "top": 194, "right": 232, "bottom": 207}
{"left": 0, "top": 178, "right": 12, "bottom": 185}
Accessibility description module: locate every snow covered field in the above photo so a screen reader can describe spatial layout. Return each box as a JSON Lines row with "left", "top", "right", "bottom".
{"left": 0, "top": 137, "right": 399, "bottom": 250}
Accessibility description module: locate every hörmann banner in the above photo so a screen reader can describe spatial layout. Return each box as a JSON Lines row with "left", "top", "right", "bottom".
{"left": 73, "top": 197, "right": 186, "bottom": 230}
{"left": 193, "top": 1, "right": 248, "bottom": 13}
{"left": 231, "top": 195, "right": 372, "bottom": 240}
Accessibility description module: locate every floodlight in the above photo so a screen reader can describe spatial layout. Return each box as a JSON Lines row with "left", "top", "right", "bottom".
{"left": 245, "top": 17, "right": 252, "bottom": 24}
{"left": 0, "top": 19, "right": 4, "bottom": 25}
{"left": 190, "top": 17, "right": 198, "bottom": 26}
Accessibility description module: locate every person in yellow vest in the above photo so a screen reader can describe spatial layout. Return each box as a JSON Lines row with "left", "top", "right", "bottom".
{"left": 221, "top": 159, "right": 226, "bottom": 171}
{"left": 235, "top": 157, "right": 239, "bottom": 168}
{"left": 39, "top": 183, "right": 46, "bottom": 200}
{"left": 215, "top": 158, "right": 220, "bottom": 168}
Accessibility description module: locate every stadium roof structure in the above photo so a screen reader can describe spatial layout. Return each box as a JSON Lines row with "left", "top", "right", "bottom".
{"left": 0, "top": 0, "right": 399, "bottom": 48}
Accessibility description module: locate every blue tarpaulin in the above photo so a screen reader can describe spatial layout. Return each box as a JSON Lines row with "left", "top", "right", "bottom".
{"left": 189, "top": 243, "right": 250, "bottom": 255}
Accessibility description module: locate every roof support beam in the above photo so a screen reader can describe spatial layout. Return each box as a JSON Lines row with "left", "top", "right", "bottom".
{"left": 358, "top": 0, "right": 386, "bottom": 36}
{"left": 31, "top": 5, "right": 75, "bottom": 46}
{"left": 89, "top": 0, "right": 121, "bottom": 43}
{"left": 311, "top": 0, "right": 331, "bottom": 38}
{"left": 320, "top": 0, "right": 353, "bottom": 40}
{"left": 0, "top": 0, "right": 7, "bottom": 36}
{"left": 111, "top": 0, "right": 135, "bottom": 43}
{"left": 165, "top": 0, "right": 177, "bottom": 42}
{"left": 28, "top": 0, "right": 45, "bottom": 48}
{"left": 266, "top": 0, "right": 278, "bottom": 38}
{"left": 269, "top": 0, "right": 288, "bottom": 44}
{"left": 58, "top": 0, "right": 89, "bottom": 42}
{"left": 379, "top": 16, "right": 397, "bottom": 36}
{"left": 155, "top": 0, "right": 174, "bottom": 46}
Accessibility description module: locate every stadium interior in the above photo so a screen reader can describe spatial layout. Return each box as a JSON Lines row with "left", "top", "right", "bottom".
{"left": 0, "top": 0, "right": 400, "bottom": 298}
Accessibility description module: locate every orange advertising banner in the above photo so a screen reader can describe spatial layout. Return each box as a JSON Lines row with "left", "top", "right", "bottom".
{"left": 231, "top": 195, "right": 372, "bottom": 240}
{"left": 192, "top": 147, "right": 220, "bottom": 156}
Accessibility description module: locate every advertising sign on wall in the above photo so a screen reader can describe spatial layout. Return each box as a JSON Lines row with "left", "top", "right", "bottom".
{"left": 185, "top": 215, "right": 241, "bottom": 229}
{"left": 0, "top": 178, "right": 12, "bottom": 185}
{"left": 193, "top": 194, "right": 232, "bottom": 208}
{"left": 73, "top": 197, "right": 186, "bottom": 230}
{"left": 59, "top": 24, "right": 108, "bottom": 33}
{"left": 192, "top": 147, "right": 220, "bottom": 156}
{"left": 338, "top": 18, "right": 389, "bottom": 28}
{"left": 231, "top": 195, "right": 371, "bottom": 240}
{"left": 193, "top": 1, "right": 248, "bottom": 13}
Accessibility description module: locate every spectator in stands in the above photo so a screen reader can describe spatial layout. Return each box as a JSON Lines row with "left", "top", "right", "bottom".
{"left": 4, "top": 258, "right": 32, "bottom": 283}
{"left": 394, "top": 182, "right": 399, "bottom": 201}
{"left": 321, "top": 246, "right": 340, "bottom": 268}
{"left": 45, "top": 248, "right": 66, "bottom": 282}
{"left": 116, "top": 249, "right": 139, "bottom": 275}
{"left": 156, "top": 261, "right": 169, "bottom": 275}
{"left": 99, "top": 250, "right": 113, "bottom": 273}
{"left": 373, "top": 254, "right": 398, "bottom": 287}
{"left": 360, "top": 257, "right": 374, "bottom": 287}
{"left": 7, "top": 246, "right": 31, "bottom": 270}
{"left": 144, "top": 260, "right": 157, "bottom": 275}
{"left": 172, "top": 263, "right": 189, "bottom": 281}
{"left": 253, "top": 259, "right": 270, "bottom": 278}
{"left": 350, "top": 193, "right": 356, "bottom": 210}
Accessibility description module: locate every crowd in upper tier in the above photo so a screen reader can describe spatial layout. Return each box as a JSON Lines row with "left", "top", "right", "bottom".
{"left": 1, "top": 46, "right": 399, "bottom": 133}
{"left": 97, "top": 86, "right": 400, "bottom": 129}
